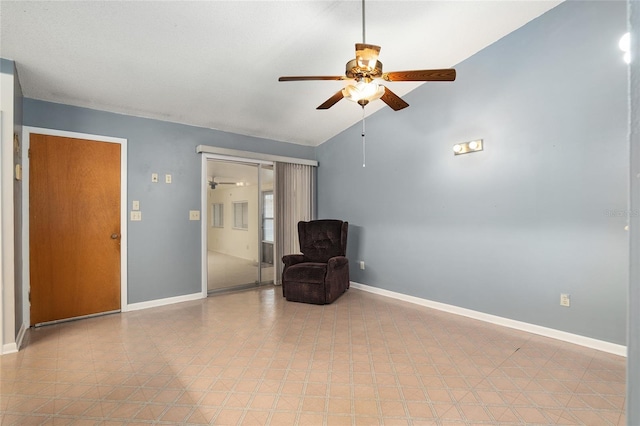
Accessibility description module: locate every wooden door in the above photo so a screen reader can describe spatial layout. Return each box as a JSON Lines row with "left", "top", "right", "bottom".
{"left": 30, "top": 134, "right": 121, "bottom": 325}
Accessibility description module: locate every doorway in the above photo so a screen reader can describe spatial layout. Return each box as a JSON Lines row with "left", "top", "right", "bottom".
{"left": 206, "top": 159, "right": 274, "bottom": 293}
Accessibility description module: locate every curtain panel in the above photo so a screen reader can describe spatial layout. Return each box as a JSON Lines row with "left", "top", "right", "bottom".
{"left": 274, "top": 163, "right": 316, "bottom": 285}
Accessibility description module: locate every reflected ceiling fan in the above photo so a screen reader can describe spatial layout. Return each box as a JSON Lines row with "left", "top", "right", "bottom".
{"left": 278, "top": 0, "right": 456, "bottom": 111}
{"left": 208, "top": 177, "right": 237, "bottom": 190}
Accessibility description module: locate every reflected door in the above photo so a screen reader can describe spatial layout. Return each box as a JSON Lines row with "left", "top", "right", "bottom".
{"left": 206, "top": 160, "right": 274, "bottom": 293}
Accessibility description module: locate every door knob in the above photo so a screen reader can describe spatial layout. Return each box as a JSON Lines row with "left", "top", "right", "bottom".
{"left": 111, "top": 233, "right": 119, "bottom": 239}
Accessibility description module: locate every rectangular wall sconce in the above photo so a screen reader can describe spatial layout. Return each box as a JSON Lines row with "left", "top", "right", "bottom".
{"left": 453, "top": 139, "right": 483, "bottom": 155}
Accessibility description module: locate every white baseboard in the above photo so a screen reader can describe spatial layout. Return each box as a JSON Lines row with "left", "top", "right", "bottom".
{"left": 2, "top": 342, "right": 18, "bottom": 355}
{"left": 1, "top": 322, "right": 28, "bottom": 355}
{"left": 350, "top": 282, "right": 627, "bottom": 357}
{"left": 15, "top": 322, "right": 27, "bottom": 350}
{"left": 125, "top": 292, "right": 205, "bottom": 312}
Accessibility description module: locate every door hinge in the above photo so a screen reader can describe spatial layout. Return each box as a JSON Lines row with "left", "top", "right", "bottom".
{"left": 28, "top": 148, "right": 31, "bottom": 158}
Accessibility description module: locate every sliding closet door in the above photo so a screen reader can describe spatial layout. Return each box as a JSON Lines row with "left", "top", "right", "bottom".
{"left": 206, "top": 160, "right": 261, "bottom": 292}
{"left": 204, "top": 157, "right": 316, "bottom": 292}
{"left": 260, "top": 165, "right": 275, "bottom": 284}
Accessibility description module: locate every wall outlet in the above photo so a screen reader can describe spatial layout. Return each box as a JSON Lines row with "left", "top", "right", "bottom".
{"left": 165, "top": 174, "right": 172, "bottom": 184}
{"left": 189, "top": 210, "right": 200, "bottom": 221}
{"left": 151, "top": 173, "right": 158, "bottom": 183}
{"left": 560, "top": 293, "right": 571, "bottom": 307}
{"left": 359, "top": 261, "right": 365, "bottom": 270}
{"left": 131, "top": 211, "right": 142, "bottom": 221}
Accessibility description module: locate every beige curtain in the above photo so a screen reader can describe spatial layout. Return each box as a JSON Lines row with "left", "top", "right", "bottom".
{"left": 274, "top": 162, "right": 316, "bottom": 285}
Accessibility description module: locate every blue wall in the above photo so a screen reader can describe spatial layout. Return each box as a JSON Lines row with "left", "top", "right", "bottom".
{"left": 317, "top": 1, "right": 628, "bottom": 344}
{"left": 23, "top": 99, "right": 315, "bottom": 304}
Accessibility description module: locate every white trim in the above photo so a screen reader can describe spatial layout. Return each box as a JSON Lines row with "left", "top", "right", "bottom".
{"left": 15, "top": 321, "right": 27, "bottom": 351}
{"left": 0, "top": 110, "right": 5, "bottom": 354}
{"left": 126, "top": 292, "right": 204, "bottom": 312}
{"left": 196, "top": 145, "right": 318, "bottom": 167}
{"left": 200, "top": 155, "right": 209, "bottom": 298}
{"left": 22, "top": 127, "right": 129, "bottom": 320}
{"left": 2, "top": 342, "right": 17, "bottom": 355}
{"left": 1, "top": 76, "right": 15, "bottom": 354}
{"left": 350, "top": 282, "right": 627, "bottom": 357}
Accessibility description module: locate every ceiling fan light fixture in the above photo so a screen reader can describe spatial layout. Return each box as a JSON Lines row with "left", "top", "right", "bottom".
{"left": 342, "top": 80, "right": 385, "bottom": 106}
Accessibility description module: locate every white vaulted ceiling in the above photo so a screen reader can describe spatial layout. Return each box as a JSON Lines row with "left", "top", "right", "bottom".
{"left": 0, "top": 1, "right": 561, "bottom": 146}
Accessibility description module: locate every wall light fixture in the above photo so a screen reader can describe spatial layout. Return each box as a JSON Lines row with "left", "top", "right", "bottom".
{"left": 619, "top": 32, "right": 631, "bottom": 64}
{"left": 453, "top": 139, "right": 483, "bottom": 156}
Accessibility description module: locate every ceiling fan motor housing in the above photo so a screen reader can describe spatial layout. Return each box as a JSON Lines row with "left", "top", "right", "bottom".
{"left": 345, "top": 59, "right": 383, "bottom": 80}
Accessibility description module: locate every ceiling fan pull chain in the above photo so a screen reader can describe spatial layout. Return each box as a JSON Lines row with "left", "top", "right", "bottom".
{"left": 362, "top": 106, "right": 366, "bottom": 168}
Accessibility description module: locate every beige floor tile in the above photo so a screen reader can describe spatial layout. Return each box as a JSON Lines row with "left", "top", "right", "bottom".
{"left": 354, "top": 398, "right": 379, "bottom": 416}
{"left": 1, "top": 286, "right": 626, "bottom": 425}
{"left": 269, "top": 411, "right": 298, "bottom": 424}
{"left": 298, "top": 412, "right": 325, "bottom": 424}
{"left": 326, "top": 397, "right": 351, "bottom": 414}
{"left": 214, "top": 407, "right": 244, "bottom": 424}
{"left": 250, "top": 393, "right": 277, "bottom": 410}
{"left": 159, "top": 404, "right": 193, "bottom": 423}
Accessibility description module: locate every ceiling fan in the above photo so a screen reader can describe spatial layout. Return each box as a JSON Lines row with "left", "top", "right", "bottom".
{"left": 278, "top": 0, "right": 456, "bottom": 111}
{"left": 208, "top": 177, "right": 237, "bottom": 190}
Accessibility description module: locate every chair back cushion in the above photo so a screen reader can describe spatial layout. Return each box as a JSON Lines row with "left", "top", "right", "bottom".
{"left": 298, "top": 220, "right": 348, "bottom": 263}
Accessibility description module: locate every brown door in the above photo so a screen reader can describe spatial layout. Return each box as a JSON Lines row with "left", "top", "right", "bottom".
{"left": 30, "top": 134, "right": 121, "bottom": 325}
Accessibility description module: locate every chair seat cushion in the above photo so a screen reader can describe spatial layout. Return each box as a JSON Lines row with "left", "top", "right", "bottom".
{"left": 283, "top": 262, "right": 327, "bottom": 283}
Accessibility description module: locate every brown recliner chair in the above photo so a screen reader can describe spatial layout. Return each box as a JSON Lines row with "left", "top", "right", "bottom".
{"left": 282, "top": 220, "right": 349, "bottom": 304}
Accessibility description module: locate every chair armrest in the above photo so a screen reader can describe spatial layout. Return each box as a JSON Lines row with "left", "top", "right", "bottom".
{"left": 282, "top": 254, "right": 305, "bottom": 268}
{"left": 327, "top": 256, "right": 349, "bottom": 269}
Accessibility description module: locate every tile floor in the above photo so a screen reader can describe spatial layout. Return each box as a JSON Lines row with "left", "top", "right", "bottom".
{"left": 0, "top": 287, "right": 626, "bottom": 425}
{"left": 208, "top": 251, "right": 274, "bottom": 293}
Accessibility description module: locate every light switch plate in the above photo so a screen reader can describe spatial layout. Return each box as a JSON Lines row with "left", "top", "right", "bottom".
{"left": 189, "top": 210, "right": 200, "bottom": 221}
{"left": 131, "top": 211, "right": 142, "bottom": 221}
{"left": 132, "top": 200, "right": 140, "bottom": 211}
{"left": 151, "top": 173, "right": 158, "bottom": 183}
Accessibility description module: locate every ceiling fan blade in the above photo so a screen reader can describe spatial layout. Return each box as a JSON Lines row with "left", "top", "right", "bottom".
{"left": 279, "top": 76, "right": 345, "bottom": 81}
{"left": 317, "top": 90, "right": 345, "bottom": 110}
{"left": 355, "top": 43, "right": 381, "bottom": 69}
{"left": 380, "top": 86, "right": 409, "bottom": 111}
{"left": 383, "top": 69, "right": 456, "bottom": 82}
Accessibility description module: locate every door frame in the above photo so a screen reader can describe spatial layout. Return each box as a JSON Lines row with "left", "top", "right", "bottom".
{"left": 22, "top": 127, "right": 128, "bottom": 323}
{"left": 200, "top": 153, "right": 272, "bottom": 296}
